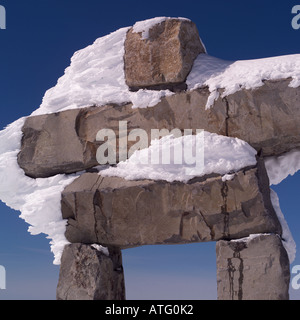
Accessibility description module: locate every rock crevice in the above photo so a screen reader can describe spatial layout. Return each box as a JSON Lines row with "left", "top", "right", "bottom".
{"left": 217, "top": 234, "right": 290, "bottom": 300}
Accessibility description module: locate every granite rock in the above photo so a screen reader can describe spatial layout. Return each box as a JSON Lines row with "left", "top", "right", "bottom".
{"left": 216, "top": 234, "right": 290, "bottom": 300}
{"left": 124, "top": 18, "right": 205, "bottom": 90}
{"left": 61, "top": 160, "right": 281, "bottom": 247}
{"left": 56, "top": 243, "right": 125, "bottom": 300}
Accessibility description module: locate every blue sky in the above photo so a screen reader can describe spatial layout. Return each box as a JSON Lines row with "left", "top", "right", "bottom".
{"left": 0, "top": 0, "right": 299, "bottom": 300}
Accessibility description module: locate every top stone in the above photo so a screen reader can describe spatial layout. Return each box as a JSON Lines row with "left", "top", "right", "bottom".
{"left": 124, "top": 17, "right": 206, "bottom": 91}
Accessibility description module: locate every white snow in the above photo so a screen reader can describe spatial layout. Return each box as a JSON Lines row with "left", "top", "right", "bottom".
{"left": 187, "top": 53, "right": 300, "bottom": 109}
{"left": 91, "top": 244, "right": 109, "bottom": 256}
{"left": 32, "top": 27, "right": 130, "bottom": 116}
{"left": 230, "top": 233, "right": 271, "bottom": 243}
{"left": 32, "top": 26, "right": 173, "bottom": 116}
{"left": 265, "top": 149, "right": 300, "bottom": 185}
{"left": 31, "top": 21, "right": 300, "bottom": 115}
{"left": 129, "top": 89, "right": 174, "bottom": 109}
{"left": 132, "top": 17, "right": 190, "bottom": 39}
{"left": 270, "top": 189, "right": 296, "bottom": 263}
{"left": 101, "top": 132, "right": 257, "bottom": 183}
{"left": 0, "top": 119, "right": 79, "bottom": 265}
{"left": 132, "top": 17, "right": 169, "bottom": 39}
{"left": 222, "top": 173, "right": 236, "bottom": 182}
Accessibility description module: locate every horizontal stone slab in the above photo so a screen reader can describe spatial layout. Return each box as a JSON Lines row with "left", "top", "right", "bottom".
{"left": 18, "top": 79, "right": 300, "bottom": 178}
{"left": 61, "top": 160, "right": 281, "bottom": 248}
{"left": 216, "top": 234, "right": 290, "bottom": 300}
{"left": 17, "top": 109, "right": 98, "bottom": 178}
{"left": 226, "top": 79, "right": 300, "bottom": 156}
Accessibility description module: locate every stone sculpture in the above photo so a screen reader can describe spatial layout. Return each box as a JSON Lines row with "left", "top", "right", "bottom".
{"left": 15, "top": 18, "right": 300, "bottom": 300}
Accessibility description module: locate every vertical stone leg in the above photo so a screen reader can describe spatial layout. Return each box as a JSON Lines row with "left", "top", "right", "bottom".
{"left": 56, "top": 243, "right": 125, "bottom": 300}
{"left": 216, "top": 234, "right": 290, "bottom": 300}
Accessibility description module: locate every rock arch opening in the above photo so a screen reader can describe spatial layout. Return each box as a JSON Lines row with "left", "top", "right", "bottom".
{"left": 122, "top": 243, "right": 217, "bottom": 300}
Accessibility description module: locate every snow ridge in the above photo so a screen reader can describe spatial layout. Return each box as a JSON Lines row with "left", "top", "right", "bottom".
{"left": 187, "top": 54, "right": 300, "bottom": 109}
{"left": 0, "top": 119, "right": 79, "bottom": 265}
{"left": 265, "top": 149, "right": 300, "bottom": 186}
{"left": 101, "top": 132, "right": 257, "bottom": 183}
{"left": 132, "top": 17, "right": 191, "bottom": 39}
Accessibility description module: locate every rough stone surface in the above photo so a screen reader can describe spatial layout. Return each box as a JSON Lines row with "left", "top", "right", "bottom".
{"left": 18, "top": 80, "right": 300, "bottom": 178}
{"left": 226, "top": 79, "right": 300, "bottom": 156}
{"left": 216, "top": 234, "right": 290, "bottom": 300}
{"left": 56, "top": 243, "right": 125, "bottom": 300}
{"left": 61, "top": 160, "right": 281, "bottom": 248}
{"left": 124, "top": 18, "right": 205, "bottom": 90}
{"left": 17, "top": 109, "right": 98, "bottom": 178}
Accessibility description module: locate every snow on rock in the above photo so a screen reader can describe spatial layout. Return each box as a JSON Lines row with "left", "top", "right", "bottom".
{"left": 91, "top": 244, "right": 109, "bottom": 256}
{"left": 187, "top": 53, "right": 300, "bottom": 109}
{"left": 1, "top": 121, "right": 256, "bottom": 265}
{"left": 32, "top": 23, "right": 176, "bottom": 116}
{"left": 32, "top": 27, "right": 130, "bottom": 116}
{"left": 31, "top": 20, "right": 300, "bottom": 115}
{"left": 270, "top": 189, "right": 296, "bottom": 263}
{"left": 230, "top": 233, "right": 272, "bottom": 243}
{"left": 265, "top": 149, "right": 300, "bottom": 185}
{"left": 132, "top": 17, "right": 192, "bottom": 40}
{"left": 0, "top": 119, "right": 79, "bottom": 265}
{"left": 132, "top": 17, "right": 169, "bottom": 39}
{"left": 101, "top": 132, "right": 257, "bottom": 183}
{"left": 222, "top": 173, "right": 236, "bottom": 182}
{"left": 129, "top": 89, "right": 174, "bottom": 109}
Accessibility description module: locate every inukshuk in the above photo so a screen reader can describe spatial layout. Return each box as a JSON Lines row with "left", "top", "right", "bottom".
{"left": 2, "top": 17, "right": 300, "bottom": 300}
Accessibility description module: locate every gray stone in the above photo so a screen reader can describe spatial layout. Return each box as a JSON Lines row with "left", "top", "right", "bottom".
{"left": 56, "top": 243, "right": 125, "bottom": 300}
{"left": 226, "top": 79, "right": 300, "bottom": 156}
{"left": 124, "top": 18, "right": 205, "bottom": 90}
{"left": 216, "top": 234, "right": 290, "bottom": 300}
{"left": 17, "top": 109, "right": 98, "bottom": 178}
{"left": 17, "top": 80, "right": 300, "bottom": 178}
{"left": 61, "top": 159, "right": 281, "bottom": 248}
